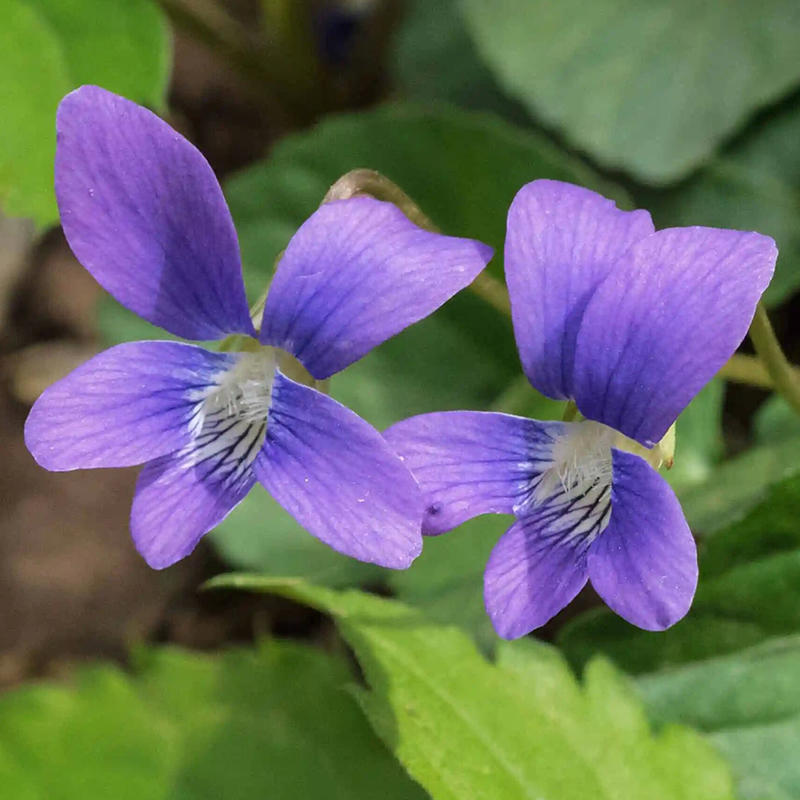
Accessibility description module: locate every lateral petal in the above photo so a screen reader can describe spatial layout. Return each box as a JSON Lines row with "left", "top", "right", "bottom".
{"left": 254, "top": 372, "right": 424, "bottom": 568}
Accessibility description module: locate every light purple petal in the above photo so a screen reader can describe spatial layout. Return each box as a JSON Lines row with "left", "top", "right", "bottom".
{"left": 254, "top": 371, "right": 423, "bottom": 568}
{"left": 131, "top": 448, "right": 256, "bottom": 569}
{"left": 505, "top": 180, "right": 654, "bottom": 400}
{"left": 588, "top": 449, "right": 698, "bottom": 631}
{"left": 260, "top": 197, "right": 493, "bottom": 379}
{"left": 484, "top": 516, "right": 589, "bottom": 639}
{"left": 25, "top": 341, "right": 236, "bottom": 470}
{"left": 573, "top": 227, "right": 776, "bottom": 446}
{"left": 56, "top": 86, "right": 254, "bottom": 340}
{"left": 384, "top": 411, "right": 565, "bottom": 535}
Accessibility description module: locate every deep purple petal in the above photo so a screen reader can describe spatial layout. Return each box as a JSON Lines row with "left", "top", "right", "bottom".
{"left": 588, "top": 449, "right": 698, "bottom": 631}
{"left": 25, "top": 341, "right": 236, "bottom": 470}
{"left": 384, "top": 411, "right": 565, "bottom": 535}
{"left": 484, "top": 517, "right": 589, "bottom": 639}
{"left": 254, "top": 371, "right": 423, "bottom": 568}
{"left": 260, "top": 197, "right": 493, "bottom": 379}
{"left": 505, "top": 180, "right": 654, "bottom": 400}
{"left": 131, "top": 448, "right": 256, "bottom": 569}
{"left": 56, "top": 86, "right": 254, "bottom": 340}
{"left": 573, "top": 227, "right": 776, "bottom": 446}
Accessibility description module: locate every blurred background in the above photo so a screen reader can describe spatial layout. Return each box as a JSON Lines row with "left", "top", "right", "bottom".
{"left": 2, "top": 3, "right": 800, "bottom": 794}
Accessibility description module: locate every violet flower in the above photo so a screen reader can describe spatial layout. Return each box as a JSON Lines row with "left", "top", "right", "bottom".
{"left": 385, "top": 180, "right": 777, "bottom": 637}
{"left": 25, "top": 86, "right": 492, "bottom": 570}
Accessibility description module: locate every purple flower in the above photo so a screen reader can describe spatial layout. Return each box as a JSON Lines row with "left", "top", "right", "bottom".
{"left": 25, "top": 86, "right": 493, "bottom": 570}
{"left": 385, "top": 180, "right": 777, "bottom": 638}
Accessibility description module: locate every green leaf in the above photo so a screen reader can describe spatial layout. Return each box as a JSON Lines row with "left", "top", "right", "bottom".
{"left": 647, "top": 101, "right": 800, "bottom": 305}
{"left": 393, "top": 0, "right": 526, "bottom": 122}
{"left": 559, "top": 462, "right": 800, "bottom": 673}
{"left": 212, "top": 578, "right": 735, "bottom": 800}
{"left": 754, "top": 395, "right": 800, "bottom": 445}
{"left": 0, "top": 641, "right": 425, "bottom": 799}
{"left": 666, "top": 379, "right": 724, "bottom": 493}
{"left": 0, "top": 0, "right": 169, "bottom": 225}
{"left": 459, "top": 0, "right": 800, "bottom": 183}
{"left": 637, "top": 636, "right": 800, "bottom": 800}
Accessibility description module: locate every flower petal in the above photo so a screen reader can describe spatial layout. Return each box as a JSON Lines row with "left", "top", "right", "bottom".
{"left": 484, "top": 516, "right": 590, "bottom": 639}
{"left": 505, "top": 180, "right": 654, "bottom": 400}
{"left": 573, "top": 226, "right": 776, "bottom": 446}
{"left": 384, "top": 411, "right": 565, "bottom": 535}
{"left": 254, "top": 371, "right": 423, "bottom": 568}
{"left": 131, "top": 448, "right": 256, "bottom": 569}
{"left": 56, "top": 86, "right": 254, "bottom": 340}
{"left": 260, "top": 196, "right": 493, "bottom": 379}
{"left": 25, "top": 341, "right": 236, "bottom": 471}
{"left": 588, "top": 449, "right": 698, "bottom": 631}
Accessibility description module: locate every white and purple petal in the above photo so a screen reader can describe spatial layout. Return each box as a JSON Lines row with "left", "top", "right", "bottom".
{"left": 132, "top": 445, "right": 257, "bottom": 570}
{"left": 573, "top": 226, "right": 776, "bottom": 446}
{"left": 260, "top": 197, "right": 493, "bottom": 379}
{"left": 505, "top": 180, "right": 654, "bottom": 400}
{"left": 56, "top": 86, "right": 254, "bottom": 341}
{"left": 25, "top": 341, "right": 237, "bottom": 470}
{"left": 384, "top": 411, "right": 565, "bottom": 535}
{"left": 254, "top": 371, "right": 423, "bottom": 568}
{"left": 588, "top": 449, "right": 697, "bottom": 631}
{"left": 484, "top": 514, "right": 591, "bottom": 640}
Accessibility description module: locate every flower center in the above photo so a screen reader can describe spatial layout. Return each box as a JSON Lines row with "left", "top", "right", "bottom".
{"left": 184, "top": 348, "right": 278, "bottom": 477}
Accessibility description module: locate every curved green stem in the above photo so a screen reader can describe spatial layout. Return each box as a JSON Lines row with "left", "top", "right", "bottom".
{"left": 748, "top": 303, "right": 800, "bottom": 415}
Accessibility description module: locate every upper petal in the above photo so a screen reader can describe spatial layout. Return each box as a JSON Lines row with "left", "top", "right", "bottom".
{"left": 573, "top": 226, "right": 776, "bottom": 446}
{"left": 484, "top": 516, "right": 590, "bottom": 640}
{"left": 254, "top": 371, "right": 424, "bottom": 568}
{"left": 504, "top": 180, "right": 654, "bottom": 400}
{"left": 260, "top": 196, "right": 493, "bottom": 379}
{"left": 56, "top": 86, "right": 254, "bottom": 340}
{"left": 25, "top": 341, "right": 237, "bottom": 471}
{"left": 384, "top": 410, "right": 565, "bottom": 535}
{"left": 588, "top": 449, "right": 698, "bottom": 631}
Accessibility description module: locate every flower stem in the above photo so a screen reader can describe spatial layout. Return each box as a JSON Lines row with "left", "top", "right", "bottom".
{"left": 747, "top": 303, "right": 800, "bottom": 414}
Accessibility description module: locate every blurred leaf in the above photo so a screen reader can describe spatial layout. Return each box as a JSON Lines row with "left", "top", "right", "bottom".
{"left": 755, "top": 394, "right": 800, "bottom": 445}
{"left": 459, "top": 0, "right": 800, "bottom": 183}
{"left": 666, "top": 379, "right": 724, "bottom": 493}
{"left": 393, "top": 0, "right": 526, "bottom": 122}
{"left": 0, "top": 641, "right": 425, "bottom": 800}
{"left": 559, "top": 462, "right": 800, "bottom": 673}
{"left": 648, "top": 101, "right": 800, "bottom": 305}
{"left": 213, "top": 578, "right": 735, "bottom": 800}
{"left": 0, "top": 0, "right": 169, "bottom": 225}
{"left": 637, "top": 636, "right": 800, "bottom": 800}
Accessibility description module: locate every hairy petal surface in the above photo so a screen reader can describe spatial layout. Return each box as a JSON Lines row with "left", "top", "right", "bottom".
{"left": 255, "top": 372, "right": 424, "bottom": 568}
{"left": 573, "top": 226, "right": 777, "bottom": 446}
{"left": 260, "top": 197, "right": 493, "bottom": 379}
{"left": 588, "top": 450, "right": 698, "bottom": 631}
{"left": 25, "top": 341, "right": 236, "bottom": 470}
{"left": 384, "top": 411, "right": 565, "bottom": 535}
{"left": 131, "top": 447, "right": 256, "bottom": 569}
{"left": 484, "top": 516, "right": 590, "bottom": 639}
{"left": 56, "top": 86, "right": 254, "bottom": 340}
{"left": 505, "top": 180, "right": 654, "bottom": 400}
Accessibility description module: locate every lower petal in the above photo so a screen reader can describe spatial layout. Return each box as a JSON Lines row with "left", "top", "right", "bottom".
{"left": 588, "top": 449, "right": 698, "bottom": 631}
{"left": 131, "top": 448, "right": 256, "bottom": 569}
{"left": 254, "top": 372, "right": 423, "bottom": 569}
{"left": 384, "top": 411, "right": 565, "bottom": 534}
{"left": 484, "top": 516, "right": 590, "bottom": 640}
